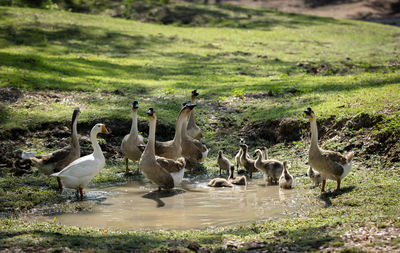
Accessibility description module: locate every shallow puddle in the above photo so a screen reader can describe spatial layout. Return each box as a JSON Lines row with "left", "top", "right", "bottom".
{"left": 42, "top": 177, "right": 298, "bottom": 230}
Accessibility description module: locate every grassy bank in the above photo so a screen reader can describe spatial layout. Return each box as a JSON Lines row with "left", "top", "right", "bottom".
{"left": 1, "top": 5, "right": 400, "bottom": 252}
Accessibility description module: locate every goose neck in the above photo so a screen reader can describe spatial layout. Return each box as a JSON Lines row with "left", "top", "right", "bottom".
{"left": 144, "top": 118, "right": 156, "bottom": 155}
{"left": 173, "top": 113, "right": 184, "bottom": 145}
{"left": 188, "top": 97, "right": 196, "bottom": 126}
{"left": 310, "top": 118, "right": 319, "bottom": 151}
{"left": 129, "top": 110, "right": 139, "bottom": 137}
{"left": 90, "top": 129, "right": 103, "bottom": 157}
{"left": 71, "top": 115, "right": 79, "bottom": 148}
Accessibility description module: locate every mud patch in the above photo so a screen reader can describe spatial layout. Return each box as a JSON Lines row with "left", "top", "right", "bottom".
{"left": 0, "top": 87, "right": 23, "bottom": 103}
{"left": 347, "top": 112, "right": 383, "bottom": 130}
{"left": 297, "top": 61, "right": 400, "bottom": 76}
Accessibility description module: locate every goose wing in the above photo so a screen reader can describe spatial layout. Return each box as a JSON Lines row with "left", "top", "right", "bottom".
{"left": 320, "top": 150, "right": 345, "bottom": 176}
{"left": 52, "top": 155, "right": 101, "bottom": 178}
{"left": 37, "top": 146, "right": 73, "bottom": 165}
{"left": 147, "top": 161, "right": 175, "bottom": 189}
{"left": 156, "top": 156, "right": 184, "bottom": 173}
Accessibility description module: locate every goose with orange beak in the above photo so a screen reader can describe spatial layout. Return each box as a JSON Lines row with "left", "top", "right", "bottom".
{"left": 51, "top": 123, "right": 109, "bottom": 199}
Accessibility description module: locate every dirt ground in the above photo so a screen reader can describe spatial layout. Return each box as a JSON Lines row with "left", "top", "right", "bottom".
{"left": 211, "top": 0, "right": 400, "bottom": 26}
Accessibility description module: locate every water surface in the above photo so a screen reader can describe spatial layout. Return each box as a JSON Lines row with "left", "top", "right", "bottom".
{"left": 48, "top": 177, "right": 298, "bottom": 230}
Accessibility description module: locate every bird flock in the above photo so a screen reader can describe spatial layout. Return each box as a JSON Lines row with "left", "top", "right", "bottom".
{"left": 27, "top": 90, "right": 354, "bottom": 199}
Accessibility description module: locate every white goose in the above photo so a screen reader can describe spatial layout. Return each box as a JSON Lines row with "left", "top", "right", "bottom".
{"left": 51, "top": 123, "right": 109, "bottom": 199}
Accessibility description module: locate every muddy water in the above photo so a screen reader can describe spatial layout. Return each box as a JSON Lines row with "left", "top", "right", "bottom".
{"left": 50, "top": 177, "right": 298, "bottom": 230}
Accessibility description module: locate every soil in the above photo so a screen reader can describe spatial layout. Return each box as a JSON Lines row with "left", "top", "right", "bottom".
{"left": 220, "top": 0, "right": 400, "bottom": 26}
{"left": 1, "top": 100, "right": 399, "bottom": 176}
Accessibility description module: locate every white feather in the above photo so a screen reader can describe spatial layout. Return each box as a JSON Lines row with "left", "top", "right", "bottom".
{"left": 170, "top": 168, "right": 185, "bottom": 186}
{"left": 341, "top": 162, "right": 352, "bottom": 179}
{"left": 200, "top": 147, "right": 209, "bottom": 162}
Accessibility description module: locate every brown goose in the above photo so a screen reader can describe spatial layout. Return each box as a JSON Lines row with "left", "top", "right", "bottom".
{"left": 30, "top": 107, "right": 80, "bottom": 191}
{"left": 139, "top": 108, "right": 185, "bottom": 190}
{"left": 239, "top": 144, "right": 258, "bottom": 178}
{"left": 253, "top": 149, "right": 284, "bottom": 184}
{"left": 187, "top": 89, "right": 201, "bottom": 140}
{"left": 279, "top": 161, "right": 293, "bottom": 189}
{"left": 120, "top": 101, "right": 145, "bottom": 173}
{"left": 154, "top": 104, "right": 187, "bottom": 160}
{"left": 181, "top": 105, "right": 208, "bottom": 172}
{"left": 304, "top": 107, "right": 354, "bottom": 192}
{"left": 217, "top": 150, "right": 234, "bottom": 176}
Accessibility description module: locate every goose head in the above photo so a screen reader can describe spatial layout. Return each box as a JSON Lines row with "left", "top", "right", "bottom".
{"left": 304, "top": 107, "right": 315, "bottom": 121}
{"left": 179, "top": 103, "right": 197, "bottom": 118}
{"left": 132, "top": 100, "right": 139, "bottom": 112}
{"left": 218, "top": 150, "right": 223, "bottom": 158}
{"left": 253, "top": 149, "right": 262, "bottom": 158}
{"left": 191, "top": 89, "right": 199, "bottom": 100}
{"left": 93, "top": 123, "right": 109, "bottom": 134}
{"left": 147, "top": 107, "right": 156, "bottom": 120}
{"left": 73, "top": 107, "right": 81, "bottom": 118}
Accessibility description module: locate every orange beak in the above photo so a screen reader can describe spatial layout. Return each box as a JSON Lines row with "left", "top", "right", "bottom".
{"left": 101, "top": 124, "right": 109, "bottom": 134}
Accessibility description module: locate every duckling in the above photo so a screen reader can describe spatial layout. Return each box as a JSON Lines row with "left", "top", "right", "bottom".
{"left": 30, "top": 107, "right": 81, "bottom": 191}
{"left": 139, "top": 108, "right": 186, "bottom": 190}
{"left": 234, "top": 138, "right": 247, "bottom": 170}
{"left": 208, "top": 178, "right": 233, "bottom": 188}
{"left": 307, "top": 167, "right": 322, "bottom": 186}
{"left": 181, "top": 105, "right": 208, "bottom": 172}
{"left": 228, "top": 165, "right": 247, "bottom": 186}
{"left": 239, "top": 144, "right": 258, "bottom": 178}
{"left": 217, "top": 150, "right": 234, "bottom": 176}
{"left": 279, "top": 161, "right": 293, "bottom": 189}
{"left": 187, "top": 89, "right": 201, "bottom": 140}
{"left": 51, "top": 123, "right": 109, "bottom": 200}
{"left": 304, "top": 107, "right": 354, "bottom": 192}
{"left": 120, "top": 100, "right": 145, "bottom": 173}
{"left": 253, "top": 149, "right": 284, "bottom": 184}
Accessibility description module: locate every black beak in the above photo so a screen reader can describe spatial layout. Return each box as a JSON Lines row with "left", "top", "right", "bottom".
{"left": 304, "top": 107, "right": 313, "bottom": 116}
{"left": 192, "top": 89, "right": 199, "bottom": 96}
{"left": 133, "top": 100, "right": 139, "bottom": 109}
{"left": 147, "top": 107, "right": 154, "bottom": 116}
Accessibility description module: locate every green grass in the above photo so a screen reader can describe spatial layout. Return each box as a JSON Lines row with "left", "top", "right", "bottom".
{"left": 0, "top": 6, "right": 400, "bottom": 130}
{"left": 1, "top": 5, "right": 400, "bottom": 252}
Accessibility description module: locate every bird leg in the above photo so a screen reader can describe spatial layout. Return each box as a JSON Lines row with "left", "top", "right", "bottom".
{"left": 78, "top": 187, "right": 84, "bottom": 200}
{"left": 336, "top": 179, "right": 341, "bottom": 191}
{"left": 219, "top": 168, "right": 221, "bottom": 177}
{"left": 250, "top": 172, "right": 253, "bottom": 179}
{"left": 125, "top": 158, "right": 130, "bottom": 172}
{"left": 321, "top": 179, "right": 326, "bottom": 193}
{"left": 57, "top": 177, "right": 63, "bottom": 192}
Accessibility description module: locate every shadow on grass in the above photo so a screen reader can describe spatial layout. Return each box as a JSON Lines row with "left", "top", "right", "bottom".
{"left": 319, "top": 186, "right": 356, "bottom": 208}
